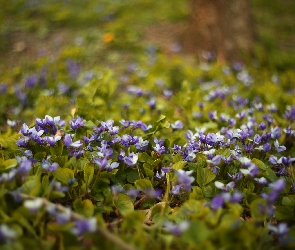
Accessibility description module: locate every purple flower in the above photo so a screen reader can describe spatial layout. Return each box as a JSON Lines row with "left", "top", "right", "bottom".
{"left": 256, "top": 142, "right": 271, "bottom": 152}
{"left": 63, "top": 134, "right": 83, "bottom": 148}
{"left": 268, "top": 223, "right": 288, "bottom": 238}
{"left": 228, "top": 172, "right": 243, "bottom": 182}
{"left": 96, "top": 142, "right": 113, "bottom": 158}
{"left": 163, "top": 89, "right": 173, "bottom": 99}
{"left": 262, "top": 179, "right": 286, "bottom": 203}
{"left": 41, "top": 159, "right": 59, "bottom": 172}
{"left": 16, "top": 137, "right": 29, "bottom": 147}
{"left": 281, "top": 157, "right": 295, "bottom": 166}
{"left": 126, "top": 85, "right": 143, "bottom": 96}
{"left": 171, "top": 170, "right": 195, "bottom": 194}
{"left": 135, "top": 137, "right": 149, "bottom": 151}
{"left": 126, "top": 188, "right": 140, "bottom": 199}
{"left": 271, "top": 127, "right": 281, "bottom": 139}
{"left": 253, "top": 134, "right": 261, "bottom": 144}
{"left": 208, "top": 110, "right": 218, "bottom": 121}
{"left": 121, "top": 134, "right": 132, "bottom": 147}
{"left": 171, "top": 120, "right": 183, "bottom": 130}
{"left": 144, "top": 188, "right": 162, "bottom": 199}
{"left": 119, "top": 119, "right": 131, "bottom": 128}
{"left": 72, "top": 218, "right": 96, "bottom": 236}
{"left": 163, "top": 221, "right": 190, "bottom": 236}
{"left": 147, "top": 98, "right": 156, "bottom": 109}
{"left": 70, "top": 116, "right": 84, "bottom": 130}
{"left": 274, "top": 140, "right": 286, "bottom": 152}
{"left": 284, "top": 106, "right": 295, "bottom": 121}
{"left": 211, "top": 195, "right": 224, "bottom": 209}
{"left": 0, "top": 84, "right": 8, "bottom": 95}
{"left": 206, "top": 132, "right": 224, "bottom": 146}
{"left": 254, "top": 177, "right": 268, "bottom": 185}
{"left": 25, "top": 75, "right": 38, "bottom": 88}
{"left": 240, "top": 164, "right": 259, "bottom": 177}
{"left": 124, "top": 153, "right": 139, "bottom": 166}
{"left": 214, "top": 181, "right": 235, "bottom": 191}
{"left": 155, "top": 170, "right": 166, "bottom": 180}
{"left": 0, "top": 224, "right": 17, "bottom": 242}
{"left": 269, "top": 179, "right": 286, "bottom": 192}
{"left": 0, "top": 169, "right": 17, "bottom": 184}
{"left": 207, "top": 155, "right": 221, "bottom": 165}
{"left": 20, "top": 123, "right": 30, "bottom": 136}
{"left": 94, "top": 157, "right": 108, "bottom": 169}
{"left": 67, "top": 60, "right": 80, "bottom": 79}
{"left": 258, "top": 122, "right": 267, "bottom": 130}
{"left": 17, "top": 158, "right": 32, "bottom": 175}
{"left": 229, "top": 192, "right": 243, "bottom": 203}
{"left": 44, "top": 135, "right": 61, "bottom": 146}
{"left": 50, "top": 181, "right": 68, "bottom": 192}
{"left": 54, "top": 208, "right": 71, "bottom": 225}
{"left": 105, "top": 161, "right": 119, "bottom": 172}
{"left": 269, "top": 155, "right": 278, "bottom": 165}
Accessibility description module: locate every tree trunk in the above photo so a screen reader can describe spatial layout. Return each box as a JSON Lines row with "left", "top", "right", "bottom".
{"left": 182, "top": 0, "right": 256, "bottom": 62}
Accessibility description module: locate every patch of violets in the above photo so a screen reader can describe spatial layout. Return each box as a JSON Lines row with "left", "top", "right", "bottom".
{"left": 1, "top": 70, "right": 295, "bottom": 242}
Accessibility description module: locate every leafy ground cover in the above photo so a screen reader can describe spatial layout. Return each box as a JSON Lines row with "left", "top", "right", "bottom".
{"left": 1, "top": 0, "right": 295, "bottom": 249}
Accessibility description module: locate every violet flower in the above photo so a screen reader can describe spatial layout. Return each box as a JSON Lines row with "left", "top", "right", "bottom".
{"left": 70, "top": 116, "right": 84, "bottom": 130}
{"left": 163, "top": 221, "right": 190, "bottom": 236}
{"left": 268, "top": 223, "right": 288, "bottom": 238}
{"left": 41, "top": 158, "right": 59, "bottom": 172}
{"left": 171, "top": 170, "right": 195, "bottom": 194}
{"left": 171, "top": 120, "right": 183, "bottom": 130}
{"left": 0, "top": 224, "right": 17, "bottom": 242}
{"left": 72, "top": 218, "right": 97, "bottom": 236}
{"left": 124, "top": 153, "right": 139, "bottom": 166}
{"left": 63, "top": 134, "right": 83, "bottom": 148}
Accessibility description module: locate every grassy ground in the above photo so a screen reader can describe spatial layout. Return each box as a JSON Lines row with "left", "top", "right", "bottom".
{"left": 0, "top": 0, "right": 294, "bottom": 73}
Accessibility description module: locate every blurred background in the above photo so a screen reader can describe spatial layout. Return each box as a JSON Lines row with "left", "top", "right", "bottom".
{"left": 0, "top": 0, "right": 295, "bottom": 71}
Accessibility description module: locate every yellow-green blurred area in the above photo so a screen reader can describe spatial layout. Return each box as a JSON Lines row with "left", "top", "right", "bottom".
{"left": 0, "top": 0, "right": 295, "bottom": 71}
{"left": 0, "top": 0, "right": 294, "bottom": 128}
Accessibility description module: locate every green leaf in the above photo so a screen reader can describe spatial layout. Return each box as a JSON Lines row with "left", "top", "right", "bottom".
{"left": 151, "top": 202, "right": 170, "bottom": 223}
{"left": 126, "top": 169, "right": 140, "bottom": 183}
{"left": 34, "top": 152, "right": 46, "bottom": 161}
{"left": 1, "top": 158, "right": 18, "bottom": 170}
{"left": 250, "top": 198, "right": 267, "bottom": 221}
{"left": 13, "top": 213, "right": 38, "bottom": 238}
{"left": 252, "top": 158, "right": 267, "bottom": 170}
{"left": 138, "top": 152, "right": 155, "bottom": 165}
{"left": 73, "top": 198, "right": 94, "bottom": 218}
{"left": 203, "top": 184, "right": 215, "bottom": 198}
{"left": 121, "top": 210, "right": 146, "bottom": 231}
{"left": 143, "top": 163, "right": 154, "bottom": 179}
{"left": 282, "top": 195, "right": 295, "bottom": 206}
{"left": 172, "top": 161, "right": 187, "bottom": 170}
{"left": 195, "top": 154, "right": 207, "bottom": 168}
{"left": 189, "top": 186, "right": 204, "bottom": 200}
{"left": 197, "top": 168, "right": 216, "bottom": 188}
{"left": 264, "top": 168, "right": 277, "bottom": 182}
{"left": 50, "top": 141, "right": 64, "bottom": 156}
{"left": 53, "top": 168, "right": 74, "bottom": 185}
{"left": 84, "top": 163, "right": 94, "bottom": 187}
{"left": 111, "top": 167, "right": 126, "bottom": 185}
{"left": 182, "top": 220, "right": 209, "bottom": 244}
{"left": 84, "top": 120, "right": 96, "bottom": 129}
{"left": 22, "top": 175, "right": 41, "bottom": 196}
{"left": 114, "top": 193, "right": 134, "bottom": 216}
{"left": 134, "top": 179, "right": 153, "bottom": 191}
{"left": 49, "top": 191, "right": 66, "bottom": 200}
{"left": 275, "top": 206, "right": 295, "bottom": 221}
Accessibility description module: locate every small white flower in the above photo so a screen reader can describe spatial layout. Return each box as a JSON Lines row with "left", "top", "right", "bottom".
{"left": 24, "top": 198, "right": 43, "bottom": 213}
